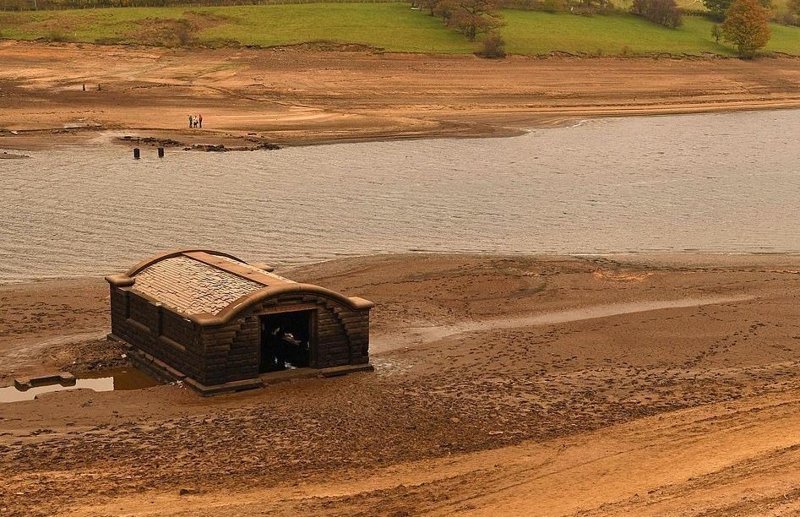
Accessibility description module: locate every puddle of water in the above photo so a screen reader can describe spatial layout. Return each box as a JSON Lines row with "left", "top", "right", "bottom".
{"left": 79, "top": 367, "right": 161, "bottom": 391}
{"left": 0, "top": 367, "right": 160, "bottom": 403}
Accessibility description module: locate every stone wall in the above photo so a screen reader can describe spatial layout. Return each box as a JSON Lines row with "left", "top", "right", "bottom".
{"left": 110, "top": 285, "right": 371, "bottom": 387}
{"left": 201, "top": 292, "right": 370, "bottom": 385}
{"left": 109, "top": 285, "right": 204, "bottom": 381}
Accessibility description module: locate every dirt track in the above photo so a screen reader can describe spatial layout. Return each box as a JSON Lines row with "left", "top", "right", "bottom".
{"left": 3, "top": 254, "right": 800, "bottom": 515}
{"left": 2, "top": 41, "right": 800, "bottom": 149}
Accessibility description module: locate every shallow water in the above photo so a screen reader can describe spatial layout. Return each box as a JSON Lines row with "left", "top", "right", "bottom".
{"left": 0, "top": 367, "right": 160, "bottom": 403}
{"left": 2, "top": 110, "right": 800, "bottom": 283}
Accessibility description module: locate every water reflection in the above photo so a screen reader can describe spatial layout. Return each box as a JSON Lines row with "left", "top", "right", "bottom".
{"left": 0, "top": 368, "right": 160, "bottom": 403}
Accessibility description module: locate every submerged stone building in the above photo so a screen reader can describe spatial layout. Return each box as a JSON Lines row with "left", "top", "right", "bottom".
{"left": 106, "top": 249, "right": 373, "bottom": 394}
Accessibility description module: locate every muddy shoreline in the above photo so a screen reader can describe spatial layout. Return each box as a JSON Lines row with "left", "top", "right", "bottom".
{"left": 3, "top": 41, "right": 800, "bottom": 151}
{"left": 1, "top": 100, "right": 797, "bottom": 153}
{"left": 4, "top": 253, "right": 800, "bottom": 515}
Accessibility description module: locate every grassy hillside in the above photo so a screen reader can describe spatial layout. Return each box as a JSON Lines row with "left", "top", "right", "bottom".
{"left": 201, "top": 3, "right": 473, "bottom": 51}
{"left": 0, "top": 4, "right": 474, "bottom": 52}
{"left": 0, "top": 2, "right": 798, "bottom": 56}
{"left": 503, "top": 10, "right": 800, "bottom": 55}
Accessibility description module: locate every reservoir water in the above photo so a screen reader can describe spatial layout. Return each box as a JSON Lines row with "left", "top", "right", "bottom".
{"left": 2, "top": 109, "right": 799, "bottom": 283}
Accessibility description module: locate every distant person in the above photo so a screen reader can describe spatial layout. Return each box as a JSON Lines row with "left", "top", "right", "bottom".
{"left": 198, "top": 114, "right": 203, "bottom": 129}
{"left": 188, "top": 114, "right": 193, "bottom": 129}
{"left": 82, "top": 83, "right": 86, "bottom": 92}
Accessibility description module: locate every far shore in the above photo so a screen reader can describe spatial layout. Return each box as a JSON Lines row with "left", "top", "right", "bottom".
{"left": 2, "top": 41, "right": 800, "bottom": 151}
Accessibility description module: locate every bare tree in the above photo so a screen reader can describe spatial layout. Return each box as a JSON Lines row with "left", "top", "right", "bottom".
{"left": 631, "top": 0, "right": 683, "bottom": 28}
{"left": 438, "top": 0, "right": 503, "bottom": 41}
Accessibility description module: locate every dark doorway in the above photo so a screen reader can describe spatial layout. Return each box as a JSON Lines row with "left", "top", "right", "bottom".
{"left": 259, "top": 310, "right": 313, "bottom": 373}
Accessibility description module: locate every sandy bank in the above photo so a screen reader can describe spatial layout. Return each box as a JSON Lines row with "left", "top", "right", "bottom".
{"left": 3, "top": 253, "right": 800, "bottom": 515}
{"left": 0, "top": 150, "right": 30, "bottom": 159}
{"left": 2, "top": 41, "right": 800, "bottom": 150}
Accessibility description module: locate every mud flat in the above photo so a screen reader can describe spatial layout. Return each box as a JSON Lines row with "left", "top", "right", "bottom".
{"left": 0, "top": 151, "right": 29, "bottom": 159}
{"left": 2, "top": 41, "right": 800, "bottom": 149}
{"left": 3, "top": 254, "right": 800, "bottom": 515}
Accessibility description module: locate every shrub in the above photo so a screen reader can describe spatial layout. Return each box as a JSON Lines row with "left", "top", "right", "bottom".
{"left": 722, "top": 0, "right": 771, "bottom": 58}
{"left": 777, "top": 10, "right": 798, "bottom": 25}
{"left": 479, "top": 31, "right": 506, "bottom": 57}
{"left": 175, "top": 20, "right": 192, "bottom": 45}
{"left": 631, "top": 0, "right": 682, "bottom": 27}
{"left": 780, "top": 0, "right": 800, "bottom": 25}
{"left": 45, "top": 29, "right": 70, "bottom": 42}
{"left": 420, "top": 0, "right": 439, "bottom": 15}
{"left": 703, "top": 0, "right": 771, "bottom": 20}
{"left": 711, "top": 23, "right": 722, "bottom": 41}
{"left": 574, "top": 0, "right": 619, "bottom": 14}
{"left": 540, "top": 0, "right": 567, "bottom": 11}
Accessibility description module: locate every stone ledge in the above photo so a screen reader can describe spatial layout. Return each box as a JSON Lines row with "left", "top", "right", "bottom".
{"left": 183, "top": 377, "right": 264, "bottom": 396}
{"left": 186, "top": 364, "right": 374, "bottom": 395}
{"left": 14, "top": 372, "right": 76, "bottom": 391}
{"left": 319, "top": 363, "right": 374, "bottom": 378}
{"left": 261, "top": 363, "right": 374, "bottom": 384}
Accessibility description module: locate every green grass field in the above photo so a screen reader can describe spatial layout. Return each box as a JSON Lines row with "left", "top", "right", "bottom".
{"left": 503, "top": 10, "right": 800, "bottom": 55}
{"left": 0, "top": 4, "right": 473, "bottom": 52}
{"left": 0, "top": 2, "right": 798, "bottom": 56}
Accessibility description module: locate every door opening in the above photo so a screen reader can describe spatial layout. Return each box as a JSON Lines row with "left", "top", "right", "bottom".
{"left": 259, "top": 310, "right": 313, "bottom": 373}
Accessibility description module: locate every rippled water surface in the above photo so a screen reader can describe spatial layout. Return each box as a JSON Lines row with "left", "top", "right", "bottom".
{"left": 2, "top": 110, "right": 800, "bottom": 283}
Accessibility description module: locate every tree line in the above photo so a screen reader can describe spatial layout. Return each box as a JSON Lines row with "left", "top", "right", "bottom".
{"left": 0, "top": 0, "right": 391, "bottom": 11}
{"left": 629, "top": 0, "right": 775, "bottom": 57}
{"left": 413, "top": 0, "right": 781, "bottom": 58}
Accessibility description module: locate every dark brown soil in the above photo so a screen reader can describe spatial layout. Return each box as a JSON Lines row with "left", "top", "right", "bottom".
{"left": 3, "top": 254, "right": 800, "bottom": 515}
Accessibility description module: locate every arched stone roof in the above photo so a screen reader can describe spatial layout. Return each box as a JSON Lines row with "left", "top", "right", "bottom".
{"left": 106, "top": 249, "right": 373, "bottom": 323}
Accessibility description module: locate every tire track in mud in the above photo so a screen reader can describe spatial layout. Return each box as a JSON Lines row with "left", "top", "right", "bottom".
{"left": 57, "top": 393, "right": 800, "bottom": 516}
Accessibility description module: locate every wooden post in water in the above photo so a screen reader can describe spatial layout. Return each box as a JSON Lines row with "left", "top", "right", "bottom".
{"left": 133, "top": 148, "right": 140, "bottom": 160}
